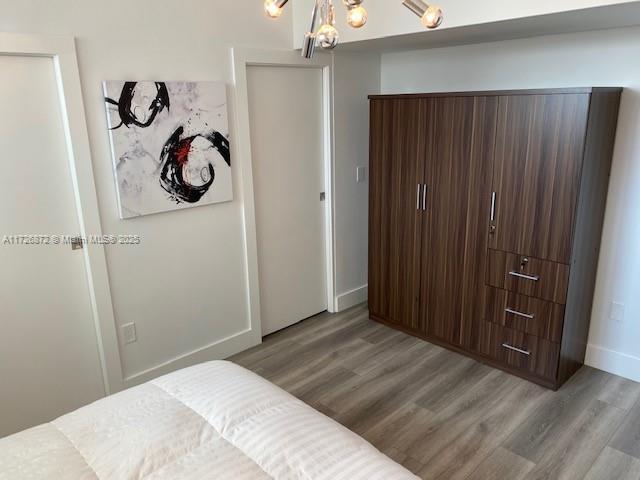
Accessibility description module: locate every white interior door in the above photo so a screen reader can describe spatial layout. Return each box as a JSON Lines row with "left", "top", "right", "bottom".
{"left": 247, "top": 65, "right": 328, "bottom": 336}
{"left": 0, "top": 55, "right": 105, "bottom": 437}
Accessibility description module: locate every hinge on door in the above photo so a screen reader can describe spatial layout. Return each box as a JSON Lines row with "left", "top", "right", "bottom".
{"left": 70, "top": 236, "right": 84, "bottom": 251}
{"left": 320, "top": 192, "right": 326, "bottom": 201}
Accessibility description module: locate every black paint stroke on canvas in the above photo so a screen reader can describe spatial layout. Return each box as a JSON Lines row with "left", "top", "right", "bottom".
{"left": 105, "top": 82, "right": 170, "bottom": 130}
{"left": 159, "top": 126, "right": 231, "bottom": 204}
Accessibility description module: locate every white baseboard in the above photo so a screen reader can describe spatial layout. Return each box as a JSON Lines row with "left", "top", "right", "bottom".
{"left": 585, "top": 343, "right": 640, "bottom": 383}
{"left": 122, "top": 327, "right": 261, "bottom": 388}
{"left": 335, "top": 284, "right": 368, "bottom": 312}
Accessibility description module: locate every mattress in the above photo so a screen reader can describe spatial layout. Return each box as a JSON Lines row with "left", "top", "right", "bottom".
{"left": 0, "top": 360, "right": 417, "bottom": 479}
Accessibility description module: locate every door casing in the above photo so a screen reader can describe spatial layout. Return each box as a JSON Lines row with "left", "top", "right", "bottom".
{"left": 247, "top": 64, "right": 328, "bottom": 335}
{"left": 233, "top": 48, "right": 336, "bottom": 340}
{"left": 0, "top": 33, "right": 122, "bottom": 394}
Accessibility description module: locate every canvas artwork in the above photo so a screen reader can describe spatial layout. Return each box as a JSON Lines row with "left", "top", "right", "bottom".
{"left": 103, "top": 81, "right": 232, "bottom": 218}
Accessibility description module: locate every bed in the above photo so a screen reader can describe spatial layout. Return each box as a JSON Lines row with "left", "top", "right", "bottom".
{"left": 0, "top": 361, "right": 417, "bottom": 479}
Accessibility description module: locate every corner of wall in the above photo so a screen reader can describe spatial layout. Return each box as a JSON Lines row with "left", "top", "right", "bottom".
{"left": 336, "top": 285, "right": 368, "bottom": 311}
{"left": 331, "top": 50, "right": 380, "bottom": 314}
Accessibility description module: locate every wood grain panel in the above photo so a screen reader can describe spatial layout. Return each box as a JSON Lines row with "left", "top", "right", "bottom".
{"left": 420, "top": 96, "right": 497, "bottom": 346}
{"left": 585, "top": 447, "right": 640, "bottom": 480}
{"left": 368, "top": 88, "right": 621, "bottom": 390}
{"left": 486, "top": 249, "right": 570, "bottom": 304}
{"left": 610, "top": 399, "right": 640, "bottom": 460}
{"left": 368, "top": 99, "right": 428, "bottom": 330}
{"left": 490, "top": 94, "right": 590, "bottom": 263}
{"left": 559, "top": 90, "right": 622, "bottom": 385}
{"left": 471, "top": 319, "right": 560, "bottom": 381}
{"left": 368, "top": 87, "right": 621, "bottom": 100}
{"left": 485, "top": 287, "right": 564, "bottom": 343}
{"left": 467, "top": 448, "right": 535, "bottom": 480}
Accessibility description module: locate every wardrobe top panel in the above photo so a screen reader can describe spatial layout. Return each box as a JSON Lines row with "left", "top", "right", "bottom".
{"left": 368, "top": 87, "right": 622, "bottom": 100}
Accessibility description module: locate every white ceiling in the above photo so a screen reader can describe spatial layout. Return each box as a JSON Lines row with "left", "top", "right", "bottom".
{"left": 290, "top": 0, "right": 640, "bottom": 53}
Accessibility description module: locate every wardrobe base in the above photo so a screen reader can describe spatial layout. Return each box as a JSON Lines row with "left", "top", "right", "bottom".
{"left": 370, "top": 313, "right": 562, "bottom": 391}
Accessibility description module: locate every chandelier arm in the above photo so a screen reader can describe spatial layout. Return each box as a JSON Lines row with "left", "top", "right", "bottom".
{"left": 265, "top": 0, "right": 443, "bottom": 58}
{"left": 301, "top": 0, "right": 321, "bottom": 58}
{"left": 402, "top": 0, "right": 429, "bottom": 17}
{"left": 310, "top": 0, "right": 321, "bottom": 32}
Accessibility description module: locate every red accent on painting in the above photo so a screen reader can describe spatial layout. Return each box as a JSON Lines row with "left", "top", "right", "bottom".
{"left": 175, "top": 138, "right": 194, "bottom": 166}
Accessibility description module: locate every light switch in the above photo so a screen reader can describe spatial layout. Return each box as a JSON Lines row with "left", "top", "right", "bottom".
{"left": 122, "top": 323, "right": 137, "bottom": 344}
{"left": 609, "top": 301, "right": 625, "bottom": 323}
{"left": 356, "top": 166, "right": 366, "bottom": 183}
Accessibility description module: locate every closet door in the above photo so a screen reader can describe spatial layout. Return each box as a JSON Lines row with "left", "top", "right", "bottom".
{"left": 489, "top": 94, "right": 590, "bottom": 263}
{"left": 369, "top": 99, "right": 429, "bottom": 330}
{"left": 420, "top": 96, "right": 498, "bottom": 346}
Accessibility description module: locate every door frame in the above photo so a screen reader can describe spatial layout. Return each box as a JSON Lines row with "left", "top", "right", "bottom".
{"left": 0, "top": 33, "right": 123, "bottom": 393}
{"left": 232, "top": 47, "right": 336, "bottom": 335}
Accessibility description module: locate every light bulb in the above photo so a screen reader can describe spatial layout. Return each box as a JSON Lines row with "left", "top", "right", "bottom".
{"left": 264, "top": 0, "right": 283, "bottom": 18}
{"left": 347, "top": 6, "right": 368, "bottom": 28}
{"left": 317, "top": 24, "right": 339, "bottom": 49}
{"left": 421, "top": 5, "right": 443, "bottom": 29}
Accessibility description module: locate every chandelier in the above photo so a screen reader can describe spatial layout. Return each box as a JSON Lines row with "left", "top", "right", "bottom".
{"left": 263, "top": 0, "right": 444, "bottom": 58}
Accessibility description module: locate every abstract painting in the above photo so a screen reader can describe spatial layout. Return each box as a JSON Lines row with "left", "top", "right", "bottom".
{"left": 103, "top": 81, "right": 232, "bottom": 218}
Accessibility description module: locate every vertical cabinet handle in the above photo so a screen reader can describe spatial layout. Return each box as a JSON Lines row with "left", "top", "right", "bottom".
{"left": 422, "top": 184, "right": 428, "bottom": 211}
{"left": 489, "top": 191, "right": 497, "bottom": 234}
{"left": 490, "top": 191, "right": 497, "bottom": 222}
{"left": 417, "top": 184, "right": 421, "bottom": 211}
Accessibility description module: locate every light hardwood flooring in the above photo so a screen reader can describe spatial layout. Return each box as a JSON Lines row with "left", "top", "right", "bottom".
{"left": 229, "top": 304, "right": 640, "bottom": 480}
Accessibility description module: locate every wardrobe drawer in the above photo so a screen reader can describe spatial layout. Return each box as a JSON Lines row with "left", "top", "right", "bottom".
{"left": 472, "top": 320, "right": 560, "bottom": 381}
{"left": 486, "top": 249, "right": 570, "bottom": 304}
{"left": 485, "top": 287, "right": 564, "bottom": 343}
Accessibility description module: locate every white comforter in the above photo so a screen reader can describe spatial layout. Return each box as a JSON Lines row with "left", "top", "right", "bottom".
{"left": 0, "top": 361, "right": 417, "bottom": 479}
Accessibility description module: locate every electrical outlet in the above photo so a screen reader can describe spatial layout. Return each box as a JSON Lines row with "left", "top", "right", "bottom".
{"left": 122, "top": 323, "right": 137, "bottom": 344}
{"left": 356, "top": 166, "right": 366, "bottom": 183}
{"left": 609, "top": 302, "right": 625, "bottom": 323}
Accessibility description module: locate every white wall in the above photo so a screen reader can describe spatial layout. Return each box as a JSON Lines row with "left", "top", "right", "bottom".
{"left": 332, "top": 52, "right": 381, "bottom": 310}
{"left": 381, "top": 26, "right": 640, "bottom": 382}
{"left": 0, "top": 0, "right": 293, "bottom": 383}
{"left": 293, "top": 0, "right": 640, "bottom": 47}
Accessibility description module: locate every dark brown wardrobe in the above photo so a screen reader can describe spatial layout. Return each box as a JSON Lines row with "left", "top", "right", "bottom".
{"left": 368, "top": 88, "right": 621, "bottom": 389}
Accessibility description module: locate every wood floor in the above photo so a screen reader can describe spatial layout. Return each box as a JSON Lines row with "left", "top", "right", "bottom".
{"left": 229, "top": 304, "right": 640, "bottom": 480}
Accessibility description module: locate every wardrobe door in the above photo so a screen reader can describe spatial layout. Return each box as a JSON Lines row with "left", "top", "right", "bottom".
{"left": 420, "top": 96, "right": 498, "bottom": 346}
{"left": 369, "top": 99, "right": 428, "bottom": 331}
{"left": 489, "top": 94, "right": 590, "bottom": 263}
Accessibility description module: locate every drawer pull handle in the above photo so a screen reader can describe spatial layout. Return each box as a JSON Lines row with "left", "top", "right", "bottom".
{"left": 502, "top": 343, "right": 531, "bottom": 356}
{"left": 505, "top": 308, "right": 535, "bottom": 319}
{"left": 509, "top": 271, "right": 540, "bottom": 282}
